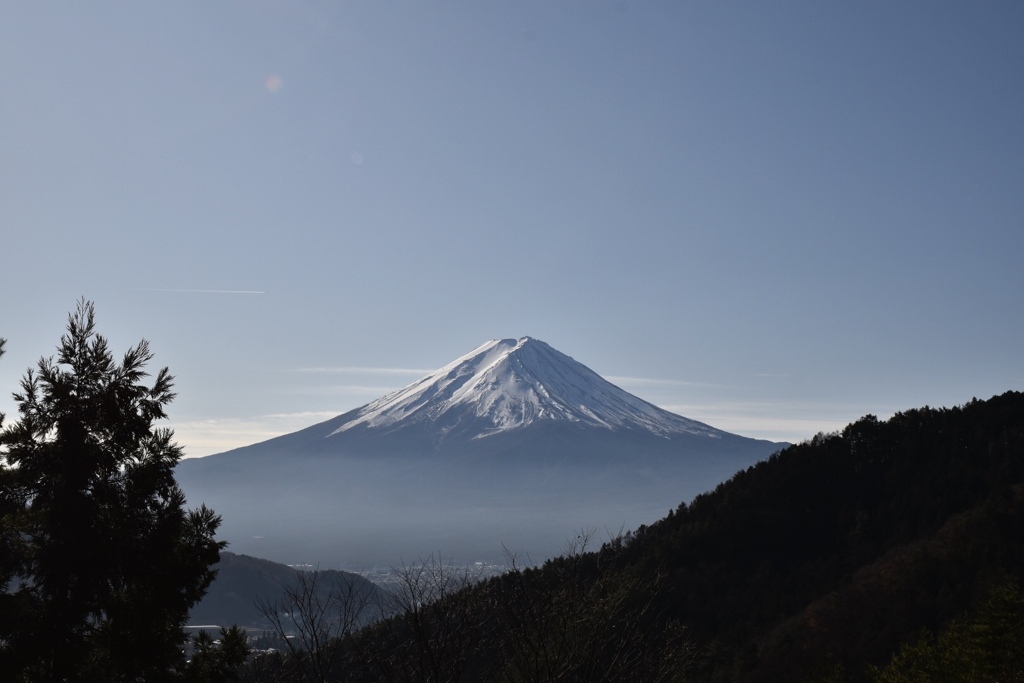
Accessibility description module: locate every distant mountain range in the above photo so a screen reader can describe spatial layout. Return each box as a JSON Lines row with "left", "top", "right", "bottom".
{"left": 189, "top": 552, "right": 382, "bottom": 630}
{"left": 176, "top": 338, "right": 784, "bottom": 567}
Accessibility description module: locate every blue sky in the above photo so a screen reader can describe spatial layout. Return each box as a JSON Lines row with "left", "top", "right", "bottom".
{"left": 2, "top": 2, "right": 1022, "bottom": 456}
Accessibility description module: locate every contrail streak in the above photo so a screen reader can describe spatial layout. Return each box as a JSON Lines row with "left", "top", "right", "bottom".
{"left": 138, "top": 288, "right": 266, "bottom": 294}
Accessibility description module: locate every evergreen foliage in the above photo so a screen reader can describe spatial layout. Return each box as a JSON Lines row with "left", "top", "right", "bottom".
{"left": 0, "top": 301, "right": 228, "bottom": 682}
{"left": 612, "top": 393, "right": 1024, "bottom": 681}
{"left": 11, "top": 305, "right": 1018, "bottom": 682}
{"left": 240, "top": 390, "right": 1024, "bottom": 682}
{"left": 185, "top": 626, "right": 251, "bottom": 683}
{"left": 871, "top": 578, "right": 1024, "bottom": 682}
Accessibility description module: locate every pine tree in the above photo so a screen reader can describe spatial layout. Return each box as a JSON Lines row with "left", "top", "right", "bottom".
{"left": 183, "top": 626, "right": 250, "bottom": 682}
{"left": 0, "top": 300, "right": 224, "bottom": 682}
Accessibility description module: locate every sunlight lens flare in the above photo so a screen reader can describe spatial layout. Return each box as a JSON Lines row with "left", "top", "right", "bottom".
{"left": 265, "top": 74, "right": 284, "bottom": 93}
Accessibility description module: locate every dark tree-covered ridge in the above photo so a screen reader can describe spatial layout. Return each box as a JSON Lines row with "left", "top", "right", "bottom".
{"left": 254, "top": 391, "right": 1024, "bottom": 683}
{"left": 610, "top": 391, "right": 1024, "bottom": 681}
{"left": 0, "top": 300, "right": 227, "bottom": 682}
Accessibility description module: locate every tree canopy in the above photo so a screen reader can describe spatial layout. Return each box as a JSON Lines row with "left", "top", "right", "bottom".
{"left": 242, "top": 391, "right": 1024, "bottom": 682}
{"left": 0, "top": 300, "right": 229, "bottom": 682}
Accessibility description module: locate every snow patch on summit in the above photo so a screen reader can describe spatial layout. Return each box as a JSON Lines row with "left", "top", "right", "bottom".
{"left": 329, "top": 337, "right": 723, "bottom": 440}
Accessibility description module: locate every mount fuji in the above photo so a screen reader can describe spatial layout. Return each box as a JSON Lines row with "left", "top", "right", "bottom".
{"left": 176, "top": 338, "right": 784, "bottom": 567}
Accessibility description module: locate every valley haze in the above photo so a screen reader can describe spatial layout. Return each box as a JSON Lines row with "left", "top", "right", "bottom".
{"left": 176, "top": 337, "right": 784, "bottom": 569}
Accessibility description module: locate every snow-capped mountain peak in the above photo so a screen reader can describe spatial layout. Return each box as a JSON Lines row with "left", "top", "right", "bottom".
{"left": 177, "top": 338, "right": 784, "bottom": 567}
{"left": 329, "top": 337, "right": 722, "bottom": 440}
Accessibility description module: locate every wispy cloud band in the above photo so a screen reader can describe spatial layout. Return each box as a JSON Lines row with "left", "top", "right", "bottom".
{"left": 606, "top": 375, "right": 720, "bottom": 389}
{"left": 295, "top": 366, "right": 433, "bottom": 376}
{"left": 169, "top": 411, "right": 339, "bottom": 458}
{"left": 137, "top": 288, "right": 266, "bottom": 294}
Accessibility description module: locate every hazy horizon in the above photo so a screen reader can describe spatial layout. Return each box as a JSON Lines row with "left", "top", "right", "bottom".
{"left": 2, "top": 3, "right": 1022, "bottom": 457}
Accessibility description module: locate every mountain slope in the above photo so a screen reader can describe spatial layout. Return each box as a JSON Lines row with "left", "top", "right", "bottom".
{"left": 328, "top": 391, "right": 1024, "bottom": 683}
{"left": 604, "top": 391, "right": 1024, "bottom": 681}
{"left": 329, "top": 337, "right": 723, "bottom": 441}
{"left": 176, "top": 338, "right": 783, "bottom": 567}
{"left": 205, "top": 337, "right": 763, "bottom": 460}
{"left": 189, "top": 552, "right": 383, "bottom": 630}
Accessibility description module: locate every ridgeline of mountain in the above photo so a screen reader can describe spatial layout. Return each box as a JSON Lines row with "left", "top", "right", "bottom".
{"left": 320, "top": 337, "right": 730, "bottom": 447}
{"left": 596, "top": 391, "right": 1024, "bottom": 680}
{"left": 176, "top": 338, "right": 783, "bottom": 567}
{"left": 189, "top": 552, "right": 383, "bottom": 630}
{"left": 333, "top": 391, "right": 1024, "bottom": 683}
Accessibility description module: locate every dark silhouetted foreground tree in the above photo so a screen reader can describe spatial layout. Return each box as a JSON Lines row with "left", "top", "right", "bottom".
{"left": 0, "top": 300, "right": 227, "bottom": 682}
{"left": 185, "top": 626, "right": 252, "bottom": 683}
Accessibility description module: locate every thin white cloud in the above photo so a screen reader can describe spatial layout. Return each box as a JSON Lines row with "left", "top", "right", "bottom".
{"left": 138, "top": 288, "right": 266, "bottom": 294}
{"left": 295, "top": 366, "right": 432, "bottom": 376}
{"left": 606, "top": 375, "right": 720, "bottom": 388}
{"left": 294, "top": 385, "right": 401, "bottom": 397}
{"left": 170, "top": 401, "right": 863, "bottom": 459}
{"left": 659, "top": 400, "right": 900, "bottom": 445}
{"left": 169, "top": 411, "right": 340, "bottom": 458}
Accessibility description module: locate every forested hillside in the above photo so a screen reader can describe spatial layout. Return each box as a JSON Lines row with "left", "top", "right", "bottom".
{"left": 613, "top": 390, "right": 1024, "bottom": 681}
{"left": 240, "top": 391, "right": 1024, "bottom": 682}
